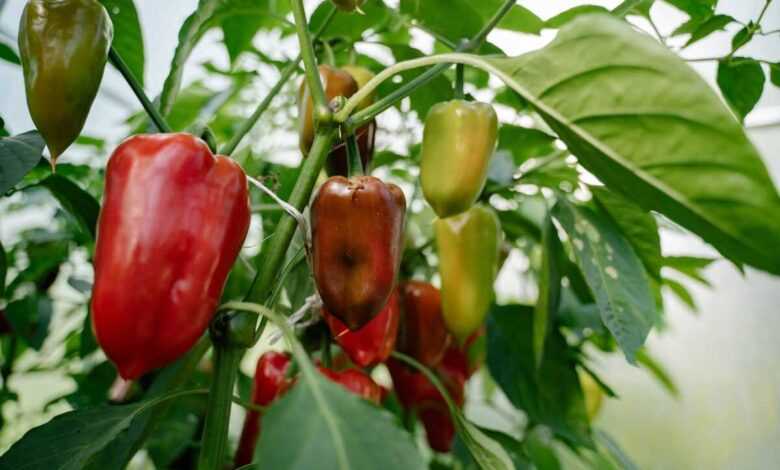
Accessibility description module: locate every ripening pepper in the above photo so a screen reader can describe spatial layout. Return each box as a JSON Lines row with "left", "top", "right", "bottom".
{"left": 435, "top": 205, "right": 501, "bottom": 341}
{"left": 234, "top": 351, "right": 292, "bottom": 469}
{"left": 319, "top": 367, "right": 383, "bottom": 404}
{"left": 420, "top": 100, "right": 498, "bottom": 218}
{"left": 91, "top": 133, "right": 251, "bottom": 379}
{"left": 322, "top": 290, "right": 400, "bottom": 368}
{"left": 311, "top": 176, "right": 406, "bottom": 330}
{"left": 330, "top": 0, "right": 366, "bottom": 12}
{"left": 298, "top": 64, "right": 358, "bottom": 154}
{"left": 396, "top": 281, "right": 452, "bottom": 368}
{"left": 19, "top": 0, "right": 113, "bottom": 166}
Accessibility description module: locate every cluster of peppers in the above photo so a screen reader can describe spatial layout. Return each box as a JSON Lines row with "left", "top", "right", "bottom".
{"left": 17, "top": 0, "right": 503, "bottom": 463}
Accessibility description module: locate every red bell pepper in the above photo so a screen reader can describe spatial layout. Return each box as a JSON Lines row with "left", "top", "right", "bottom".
{"left": 234, "top": 351, "right": 292, "bottom": 468}
{"left": 322, "top": 290, "right": 400, "bottom": 368}
{"left": 319, "top": 366, "right": 383, "bottom": 404}
{"left": 311, "top": 176, "right": 406, "bottom": 330}
{"left": 91, "top": 133, "right": 250, "bottom": 379}
{"left": 397, "top": 281, "right": 452, "bottom": 368}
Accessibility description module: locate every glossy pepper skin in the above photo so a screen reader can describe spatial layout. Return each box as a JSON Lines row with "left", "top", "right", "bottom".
{"left": 435, "top": 205, "right": 501, "bottom": 341}
{"left": 234, "top": 352, "right": 292, "bottom": 469}
{"left": 420, "top": 100, "right": 498, "bottom": 218}
{"left": 19, "top": 0, "right": 113, "bottom": 165}
{"left": 91, "top": 134, "right": 251, "bottom": 379}
{"left": 322, "top": 290, "right": 400, "bottom": 368}
{"left": 311, "top": 176, "right": 406, "bottom": 330}
{"left": 397, "top": 281, "right": 451, "bottom": 368}
{"left": 319, "top": 367, "right": 383, "bottom": 404}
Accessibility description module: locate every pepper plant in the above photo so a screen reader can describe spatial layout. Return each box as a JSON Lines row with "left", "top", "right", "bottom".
{"left": 0, "top": 0, "right": 779, "bottom": 469}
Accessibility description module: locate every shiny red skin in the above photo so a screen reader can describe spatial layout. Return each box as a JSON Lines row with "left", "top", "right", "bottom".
{"left": 397, "top": 281, "right": 452, "bottom": 368}
{"left": 319, "top": 367, "right": 383, "bottom": 404}
{"left": 388, "top": 343, "right": 469, "bottom": 453}
{"left": 311, "top": 176, "right": 406, "bottom": 330}
{"left": 322, "top": 290, "right": 400, "bottom": 368}
{"left": 91, "top": 133, "right": 250, "bottom": 380}
{"left": 234, "top": 352, "right": 292, "bottom": 469}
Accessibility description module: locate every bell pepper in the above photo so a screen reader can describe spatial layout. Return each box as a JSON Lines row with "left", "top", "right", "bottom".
{"left": 420, "top": 100, "right": 498, "bottom": 217}
{"left": 91, "top": 133, "right": 251, "bottom": 379}
{"left": 298, "top": 64, "right": 377, "bottom": 176}
{"left": 319, "top": 367, "right": 383, "bottom": 404}
{"left": 322, "top": 290, "right": 400, "bottom": 368}
{"left": 435, "top": 205, "right": 501, "bottom": 341}
{"left": 19, "top": 0, "right": 113, "bottom": 166}
{"left": 298, "top": 64, "right": 358, "bottom": 154}
{"left": 234, "top": 351, "right": 292, "bottom": 469}
{"left": 388, "top": 343, "right": 468, "bottom": 453}
{"left": 397, "top": 281, "right": 451, "bottom": 368}
{"left": 330, "top": 0, "right": 366, "bottom": 12}
{"left": 311, "top": 176, "right": 406, "bottom": 330}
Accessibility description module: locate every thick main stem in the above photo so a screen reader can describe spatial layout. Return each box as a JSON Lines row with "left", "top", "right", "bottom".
{"left": 291, "top": 0, "right": 330, "bottom": 124}
{"left": 196, "top": 346, "right": 242, "bottom": 470}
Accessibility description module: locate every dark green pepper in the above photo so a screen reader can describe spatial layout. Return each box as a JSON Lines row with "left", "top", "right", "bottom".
{"left": 19, "top": 0, "right": 113, "bottom": 166}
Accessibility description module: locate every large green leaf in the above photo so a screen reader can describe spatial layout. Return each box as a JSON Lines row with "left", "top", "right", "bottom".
{"left": 717, "top": 57, "right": 765, "bottom": 122}
{"left": 100, "top": 0, "right": 145, "bottom": 85}
{"left": 477, "top": 14, "right": 780, "bottom": 274}
{"left": 40, "top": 175, "right": 100, "bottom": 240}
{"left": 311, "top": 0, "right": 392, "bottom": 42}
{"left": 553, "top": 199, "right": 656, "bottom": 362}
{"left": 533, "top": 212, "right": 562, "bottom": 368}
{"left": 400, "top": 0, "right": 482, "bottom": 44}
{"left": 0, "top": 131, "right": 44, "bottom": 194}
{"left": 487, "top": 304, "right": 591, "bottom": 446}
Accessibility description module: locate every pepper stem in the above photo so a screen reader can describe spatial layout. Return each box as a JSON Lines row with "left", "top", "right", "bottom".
{"left": 346, "top": 131, "right": 364, "bottom": 177}
{"left": 454, "top": 63, "right": 465, "bottom": 100}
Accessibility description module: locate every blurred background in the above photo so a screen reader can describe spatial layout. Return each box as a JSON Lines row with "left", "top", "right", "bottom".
{"left": 0, "top": 1, "right": 778, "bottom": 468}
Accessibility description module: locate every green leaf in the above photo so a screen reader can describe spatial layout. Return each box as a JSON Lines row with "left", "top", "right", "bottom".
{"left": 717, "top": 57, "right": 765, "bottom": 122}
{"left": 635, "top": 349, "right": 679, "bottom": 397}
{"left": 255, "top": 365, "right": 425, "bottom": 469}
{"left": 479, "top": 1, "right": 544, "bottom": 35}
{"left": 553, "top": 199, "right": 656, "bottom": 363}
{"left": 311, "top": 0, "right": 392, "bottom": 41}
{"left": 159, "top": 0, "right": 221, "bottom": 116}
{"left": 4, "top": 294, "right": 52, "bottom": 350}
{"left": 40, "top": 175, "right": 100, "bottom": 240}
{"left": 479, "top": 14, "right": 780, "bottom": 275}
{"left": 454, "top": 417, "right": 516, "bottom": 470}
{"left": 665, "top": 0, "right": 716, "bottom": 19}
{"left": 612, "top": 0, "right": 654, "bottom": 18}
{"left": 0, "top": 40, "right": 20, "bottom": 65}
{"left": 400, "top": 0, "right": 483, "bottom": 43}
{"left": 487, "top": 304, "right": 591, "bottom": 446}
{"left": 385, "top": 44, "right": 452, "bottom": 118}
{"left": 663, "top": 255, "right": 714, "bottom": 285}
{"left": 100, "top": 0, "right": 145, "bottom": 85}
{"left": 663, "top": 276, "right": 697, "bottom": 311}
{"left": 683, "top": 14, "right": 734, "bottom": 47}
{"left": 730, "top": 23, "right": 754, "bottom": 53}
{"left": 497, "top": 125, "right": 556, "bottom": 165}
{"left": 220, "top": 0, "right": 292, "bottom": 63}
{"left": 591, "top": 187, "right": 662, "bottom": 280}
{"left": 523, "top": 427, "right": 562, "bottom": 470}
{"left": 0, "top": 131, "right": 44, "bottom": 194}
{"left": 770, "top": 63, "right": 780, "bottom": 87}
{"left": 545, "top": 6, "right": 609, "bottom": 28}
{"left": 0, "top": 391, "right": 192, "bottom": 470}
{"left": 0, "top": 117, "right": 9, "bottom": 137}
{"left": 533, "top": 212, "right": 562, "bottom": 368}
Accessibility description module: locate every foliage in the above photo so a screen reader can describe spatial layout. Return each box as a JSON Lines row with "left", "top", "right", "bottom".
{"left": 0, "top": 0, "right": 778, "bottom": 469}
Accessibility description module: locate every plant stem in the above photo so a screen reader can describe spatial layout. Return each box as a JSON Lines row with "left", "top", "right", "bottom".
{"left": 196, "top": 346, "right": 242, "bottom": 470}
{"left": 757, "top": 0, "right": 773, "bottom": 25}
{"left": 221, "top": 7, "right": 338, "bottom": 156}
{"left": 109, "top": 47, "right": 172, "bottom": 133}
{"left": 291, "top": 0, "right": 330, "bottom": 124}
{"left": 346, "top": 132, "right": 363, "bottom": 176}
{"left": 342, "top": 0, "right": 516, "bottom": 128}
{"left": 454, "top": 63, "right": 465, "bottom": 99}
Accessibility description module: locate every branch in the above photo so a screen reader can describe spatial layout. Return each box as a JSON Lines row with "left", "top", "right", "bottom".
{"left": 109, "top": 48, "right": 172, "bottom": 133}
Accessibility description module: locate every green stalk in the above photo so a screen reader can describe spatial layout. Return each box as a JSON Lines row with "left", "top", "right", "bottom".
{"left": 221, "top": 6, "right": 337, "bottom": 156}
{"left": 291, "top": 0, "right": 331, "bottom": 125}
{"left": 109, "top": 47, "right": 172, "bottom": 133}
{"left": 196, "top": 346, "right": 243, "bottom": 470}
{"left": 342, "top": 0, "right": 516, "bottom": 129}
{"left": 346, "top": 132, "right": 363, "bottom": 177}
{"left": 455, "top": 63, "right": 465, "bottom": 100}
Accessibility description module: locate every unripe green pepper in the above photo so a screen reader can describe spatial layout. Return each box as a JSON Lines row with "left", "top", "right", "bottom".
{"left": 19, "top": 0, "right": 113, "bottom": 166}
{"left": 435, "top": 205, "right": 501, "bottom": 341}
{"left": 421, "top": 100, "right": 498, "bottom": 218}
